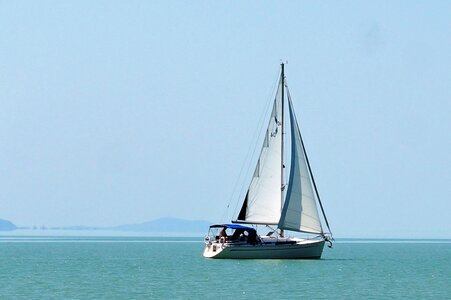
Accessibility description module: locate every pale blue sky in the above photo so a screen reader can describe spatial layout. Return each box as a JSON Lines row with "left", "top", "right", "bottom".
{"left": 1, "top": 1, "right": 450, "bottom": 238}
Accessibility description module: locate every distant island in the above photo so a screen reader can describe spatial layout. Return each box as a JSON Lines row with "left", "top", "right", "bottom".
{"left": 0, "top": 219, "right": 17, "bottom": 231}
{"left": 112, "top": 217, "right": 211, "bottom": 233}
{"left": 1, "top": 217, "right": 211, "bottom": 234}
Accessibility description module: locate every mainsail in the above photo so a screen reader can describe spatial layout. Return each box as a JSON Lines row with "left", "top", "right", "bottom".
{"left": 236, "top": 80, "right": 283, "bottom": 225}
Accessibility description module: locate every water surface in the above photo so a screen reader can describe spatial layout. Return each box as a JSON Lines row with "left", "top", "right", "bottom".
{"left": 1, "top": 236, "right": 449, "bottom": 299}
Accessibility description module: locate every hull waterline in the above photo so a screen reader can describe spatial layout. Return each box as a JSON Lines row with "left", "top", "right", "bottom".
{"left": 203, "top": 239, "right": 325, "bottom": 259}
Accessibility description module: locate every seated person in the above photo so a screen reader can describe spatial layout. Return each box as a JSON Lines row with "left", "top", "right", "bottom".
{"left": 219, "top": 228, "right": 227, "bottom": 241}
{"left": 231, "top": 228, "right": 244, "bottom": 241}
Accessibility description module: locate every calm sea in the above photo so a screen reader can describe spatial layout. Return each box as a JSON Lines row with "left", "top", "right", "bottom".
{"left": 0, "top": 236, "right": 450, "bottom": 299}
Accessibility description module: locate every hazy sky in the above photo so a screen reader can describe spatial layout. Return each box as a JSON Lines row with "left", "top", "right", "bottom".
{"left": 1, "top": 1, "right": 450, "bottom": 238}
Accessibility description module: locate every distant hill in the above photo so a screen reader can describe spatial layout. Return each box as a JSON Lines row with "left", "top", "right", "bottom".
{"left": 113, "top": 217, "right": 211, "bottom": 233}
{"left": 49, "top": 225, "right": 101, "bottom": 230}
{"left": 0, "top": 217, "right": 212, "bottom": 234}
{"left": 0, "top": 219, "right": 17, "bottom": 231}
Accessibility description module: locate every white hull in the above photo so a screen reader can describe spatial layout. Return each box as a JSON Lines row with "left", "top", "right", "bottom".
{"left": 203, "top": 238, "right": 325, "bottom": 259}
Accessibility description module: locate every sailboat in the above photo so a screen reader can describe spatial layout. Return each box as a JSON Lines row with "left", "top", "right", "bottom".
{"left": 203, "top": 63, "right": 333, "bottom": 259}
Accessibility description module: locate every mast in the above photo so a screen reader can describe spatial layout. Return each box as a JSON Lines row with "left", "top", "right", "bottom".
{"left": 280, "top": 63, "right": 285, "bottom": 237}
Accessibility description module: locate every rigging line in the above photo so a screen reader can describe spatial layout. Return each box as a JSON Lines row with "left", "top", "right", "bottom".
{"left": 286, "top": 85, "right": 333, "bottom": 236}
{"left": 225, "top": 68, "right": 281, "bottom": 222}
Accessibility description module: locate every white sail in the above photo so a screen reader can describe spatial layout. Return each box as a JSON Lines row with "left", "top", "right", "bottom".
{"left": 236, "top": 81, "right": 283, "bottom": 225}
{"left": 278, "top": 98, "right": 323, "bottom": 234}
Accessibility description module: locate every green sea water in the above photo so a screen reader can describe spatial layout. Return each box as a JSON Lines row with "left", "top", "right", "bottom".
{"left": 0, "top": 236, "right": 450, "bottom": 299}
